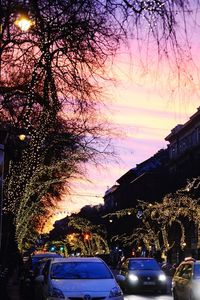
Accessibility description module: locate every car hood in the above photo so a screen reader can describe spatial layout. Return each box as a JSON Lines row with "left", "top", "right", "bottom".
{"left": 51, "top": 278, "right": 117, "bottom": 293}
{"left": 129, "top": 270, "right": 163, "bottom": 276}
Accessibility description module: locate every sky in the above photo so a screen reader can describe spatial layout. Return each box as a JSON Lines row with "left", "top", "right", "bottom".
{"left": 44, "top": 14, "right": 200, "bottom": 231}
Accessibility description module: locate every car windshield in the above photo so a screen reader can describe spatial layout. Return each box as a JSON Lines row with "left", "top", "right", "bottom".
{"left": 194, "top": 264, "right": 200, "bottom": 278}
{"left": 50, "top": 262, "right": 113, "bottom": 279}
{"left": 32, "top": 254, "right": 60, "bottom": 264}
{"left": 129, "top": 259, "right": 160, "bottom": 270}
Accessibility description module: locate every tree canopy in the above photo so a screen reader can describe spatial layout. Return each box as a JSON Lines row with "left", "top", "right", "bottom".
{"left": 0, "top": 0, "right": 199, "bottom": 249}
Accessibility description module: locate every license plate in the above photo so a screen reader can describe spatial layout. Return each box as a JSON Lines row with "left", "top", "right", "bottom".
{"left": 143, "top": 281, "right": 155, "bottom": 285}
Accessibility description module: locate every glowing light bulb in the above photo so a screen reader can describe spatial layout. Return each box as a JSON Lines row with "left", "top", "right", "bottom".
{"left": 15, "top": 15, "right": 34, "bottom": 32}
{"left": 18, "top": 134, "right": 26, "bottom": 141}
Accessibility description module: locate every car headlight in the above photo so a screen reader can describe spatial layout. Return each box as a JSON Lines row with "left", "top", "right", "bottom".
{"left": 109, "top": 286, "right": 123, "bottom": 297}
{"left": 158, "top": 274, "right": 167, "bottom": 282}
{"left": 48, "top": 287, "right": 65, "bottom": 298}
{"left": 128, "top": 274, "right": 139, "bottom": 282}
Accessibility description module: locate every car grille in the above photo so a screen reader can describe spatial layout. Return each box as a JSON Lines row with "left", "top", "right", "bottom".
{"left": 68, "top": 297, "right": 106, "bottom": 300}
{"left": 140, "top": 275, "right": 157, "bottom": 281}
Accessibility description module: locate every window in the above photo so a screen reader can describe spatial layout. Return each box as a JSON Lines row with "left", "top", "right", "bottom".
{"left": 176, "top": 265, "right": 185, "bottom": 277}
{"left": 42, "top": 260, "right": 51, "bottom": 278}
{"left": 170, "top": 144, "right": 177, "bottom": 158}
{"left": 50, "top": 262, "right": 113, "bottom": 279}
{"left": 181, "top": 264, "right": 192, "bottom": 279}
{"left": 177, "top": 264, "right": 192, "bottom": 279}
{"left": 129, "top": 259, "right": 160, "bottom": 271}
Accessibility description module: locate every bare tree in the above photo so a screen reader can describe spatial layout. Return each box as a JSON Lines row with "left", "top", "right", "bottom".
{"left": 0, "top": 0, "right": 198, "bottom": 249}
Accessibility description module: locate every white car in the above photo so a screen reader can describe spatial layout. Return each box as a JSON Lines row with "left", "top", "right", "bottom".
{"left": 35, "top": 256, "right": 124, "bottom": 300}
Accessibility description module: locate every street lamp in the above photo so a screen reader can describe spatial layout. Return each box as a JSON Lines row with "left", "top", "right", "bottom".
{"left": 14, "top": 14, "right": 34, "bottom": 32}
{"left": 18, "top": 134, "right": 26, "bottom": 141}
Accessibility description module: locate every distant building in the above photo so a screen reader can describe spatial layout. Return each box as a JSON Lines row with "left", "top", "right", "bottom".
{"left": 104, "top": 107, "right": 200, "bottom": 211}
{"left": 165, "top": 106, "right": 200, "bottom": 188}
{"left": 103, "top": 148, "right": 169, "bottom": 211}
{"left": 103, "top": 106, "right": 200, "bottom": 259}
{"left": 103, "top": 185, "right": 119, "bottom": 211}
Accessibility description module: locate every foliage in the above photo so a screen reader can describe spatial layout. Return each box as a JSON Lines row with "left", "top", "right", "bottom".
{"left": 0, "top": 0, "right": 199, "bottom": 249}
{"left": 109, "top": 179, "right": 200, "bottom": 253}
{"left": 0, "top": 0, "right": 121, "bottom": 249}
{"left": 63, "top": 216, "right": 109, "bottom": 255}
{"left": 43, "top": 216, "right": 109, "bottom": 256}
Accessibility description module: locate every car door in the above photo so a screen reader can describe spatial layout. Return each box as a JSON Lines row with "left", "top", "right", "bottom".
{"left": 174, "top": 263, "right": 192, "bottom": 300}
{"left": 41, "top": 259, "right": 51, "bottom": 300}
{"left": 180, "top": 263, "right": 193, "bottom": 300}
{"left": 173, "top": 264, "right": 186, "bottom": 299}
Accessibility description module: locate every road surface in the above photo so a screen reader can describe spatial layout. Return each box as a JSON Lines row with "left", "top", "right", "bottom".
{"left": 125, "top": 294, "right": 173, "bottom": 300}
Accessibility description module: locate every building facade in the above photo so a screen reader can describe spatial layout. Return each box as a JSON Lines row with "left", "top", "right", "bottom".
{"left": 165, "top": 107, "right": 200, "bottom": 189}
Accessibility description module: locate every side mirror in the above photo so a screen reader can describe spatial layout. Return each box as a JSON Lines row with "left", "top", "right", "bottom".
{"left": 35, "top": 275, "right": 45, "bottom": 283}
{"left": 115, "top": 274, "right": 126, "bottom": 282}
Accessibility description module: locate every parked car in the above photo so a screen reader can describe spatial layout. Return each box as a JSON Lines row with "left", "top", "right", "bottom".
{"left": 33, "top": 258, "right": 50, "bottom": 278}
{"left": 35, "top": 256, "right": 124, "bottom": 300}
{"left": 118, "top": 257, "right": 167, "bottom": 294}
{"left": 172, "top": 257, "right": 200, "bottom": 300}
{"left": 20, "top": 252, "right": 62, "bottom": 298}
{"left": 31, "top": 252, "right": 62, "bottom": 272}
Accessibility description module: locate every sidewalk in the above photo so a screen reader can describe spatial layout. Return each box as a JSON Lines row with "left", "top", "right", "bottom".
{"left": 7, "top": 271, "right": 22, "bottom": 300}
{"left": 7, "top": 281, "right": 21, "bottom": 300}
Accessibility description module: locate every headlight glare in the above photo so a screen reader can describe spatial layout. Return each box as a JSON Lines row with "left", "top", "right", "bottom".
{"left": 158, "top": 274, "right": 167, "bottom": 282}
{"left": 128, "top": 274, "right": 139, "bottom": 282}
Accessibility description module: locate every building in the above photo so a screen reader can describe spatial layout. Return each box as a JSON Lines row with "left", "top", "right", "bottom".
{"left": 103, "top": 148, "right": 169, "bottom": 211}
{"left": 165, "top": 106, "right": 200, "bottom": 189}
{"left": 103, "top": 107, "right": 200, "bottom": 259}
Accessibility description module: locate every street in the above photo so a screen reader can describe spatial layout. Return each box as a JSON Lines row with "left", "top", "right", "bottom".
{"left": 125, "top": 294, "right": 172, "bottom": 300}
{"left": 6, "top": 282, "right": 173, "bottom": 300}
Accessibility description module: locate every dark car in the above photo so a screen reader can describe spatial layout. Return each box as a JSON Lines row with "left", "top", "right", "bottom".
{"left": 20, "top": 252, "right": 62, "bottom": 298}
{"left": 118, "top": 257, "right": 167, "bottom": 294}
{"left": 172, "top": 257, "right": 200, "bottom": 300}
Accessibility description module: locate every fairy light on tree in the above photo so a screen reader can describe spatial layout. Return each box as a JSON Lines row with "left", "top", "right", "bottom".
{"left": 63, "top": 216, "right": 109, "bottom": 256}
{"left": 105, "top": 180, "right": 200, "bottom": 256}
{"left": 0, "top": 0, "right": 198, "bottom": 250}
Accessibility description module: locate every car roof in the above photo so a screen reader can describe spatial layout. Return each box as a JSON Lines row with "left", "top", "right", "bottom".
{"left": 32, "top": 252, "right": 61, "bottom": 257}
{"left": 50, "top": 256, "right": 104, "bottom": 264}
{"left": 128, "top": 257, "right": 156, "bottom": 260}
{"left": 183, "top": 260, "right": 200, "bottom": 264}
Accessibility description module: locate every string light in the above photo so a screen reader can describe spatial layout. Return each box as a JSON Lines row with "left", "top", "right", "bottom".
{"left": 106, "top": 181, "right": 200, "bottom": 254}
{"left": 63, "top": 216, "right": 109, "bottom": 256}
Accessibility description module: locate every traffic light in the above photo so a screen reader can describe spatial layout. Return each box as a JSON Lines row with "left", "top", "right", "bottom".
{"left": 50, "top": 245, "right": 56, "bottom": 252}
{"left": 84, "top": 233, "right": 90, "bottom": 240}
{"left": 60, "top": 246, "right": 64, "bottom": 252}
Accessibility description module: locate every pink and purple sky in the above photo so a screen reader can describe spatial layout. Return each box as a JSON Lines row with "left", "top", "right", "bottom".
{"left": 45, "top": 23, "right": 200, "bottom": 230}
